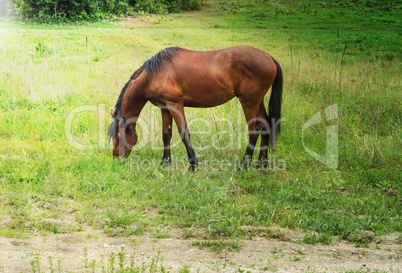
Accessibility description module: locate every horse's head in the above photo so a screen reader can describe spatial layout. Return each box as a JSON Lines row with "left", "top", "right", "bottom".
{"left": 109, "top": 110, "right": 138, "bottom": 160}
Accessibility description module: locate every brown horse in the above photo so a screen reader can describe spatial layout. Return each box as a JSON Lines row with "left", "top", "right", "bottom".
{"left": 109, "top": 46, "right": 283, "bottom": 170}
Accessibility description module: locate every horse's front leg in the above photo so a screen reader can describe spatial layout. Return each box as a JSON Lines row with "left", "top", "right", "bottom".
{"left": 161, "top": 107, "right": 173, "bottom": 166}
{"left": 166, "top": 103, "right": 198, "bottom": 171}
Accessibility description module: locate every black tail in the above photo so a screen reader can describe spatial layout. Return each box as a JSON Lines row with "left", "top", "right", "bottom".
{"left": 268, "top": 59, "right": 283, "bottom": 148}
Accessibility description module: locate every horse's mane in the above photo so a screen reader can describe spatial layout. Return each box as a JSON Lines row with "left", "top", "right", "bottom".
{"left": 113, "top": 47, "right": 180, "bottom": 115}
{"left": 109, "top": 47, "right": 180, "bottom": 140}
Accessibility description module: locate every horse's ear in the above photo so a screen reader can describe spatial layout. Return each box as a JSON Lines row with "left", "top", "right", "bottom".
{"left": 111, "top": 110, "right": 115, "bottom": 118}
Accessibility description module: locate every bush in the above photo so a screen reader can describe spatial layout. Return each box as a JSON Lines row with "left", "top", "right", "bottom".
{"left": 5, "top": 0, "right": 204, "bottom": 22}
{"left": 133, "top": 0, "right": 169, "bottom": 14}
{"left": 133, "top": 0, "right": 204, "bottom": 14}
{"left": 8, "top": 0, "right": 130, "bottom": 22}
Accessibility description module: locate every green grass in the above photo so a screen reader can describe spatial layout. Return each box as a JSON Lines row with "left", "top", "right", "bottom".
{"left": 0, "top": 0, "right": 401, "bottom": 249}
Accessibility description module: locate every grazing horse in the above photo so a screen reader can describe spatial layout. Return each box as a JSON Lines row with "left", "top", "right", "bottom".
{"left": 109, "top": 46, "right": 283, "bottom": 170}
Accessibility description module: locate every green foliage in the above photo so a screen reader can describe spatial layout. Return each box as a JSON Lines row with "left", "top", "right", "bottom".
{"left": 133, "top": 0, "right": 169, "bottom": 14}
{"left": 5, "top": 0, "right": 205, "bottom": 22}
{"left": 303, "top": 232, "right": 318, "bottom": 244}
{"left": 9, "top": 0, "right": 131, "bottom": 22}
{"left": 130, "top": 0, "right": 204, "bottom": 14}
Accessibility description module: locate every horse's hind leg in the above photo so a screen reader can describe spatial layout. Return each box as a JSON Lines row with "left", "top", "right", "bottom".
{"left": 239, "top": 98, "right": 261, "bottom": 169}
{"left": 257, "top": 101, "right": 270, "bottom": 168}
{"left": 161, "top": 107, "right": 173, "bottom": 166}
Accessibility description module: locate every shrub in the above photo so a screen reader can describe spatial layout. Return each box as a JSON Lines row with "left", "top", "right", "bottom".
{"left": 6, "top": 0, "right": 204, "bottom": 22}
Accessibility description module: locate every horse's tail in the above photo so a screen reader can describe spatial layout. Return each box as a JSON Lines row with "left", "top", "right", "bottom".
{"left": 267, "top": 59, "right": 283, "bottom": 149}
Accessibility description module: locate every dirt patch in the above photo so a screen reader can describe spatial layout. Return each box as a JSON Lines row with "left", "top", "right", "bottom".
{"left": 0, "top": 228, "right": 400, "bottom": 272}
{"left": 116, "top": 12, "right": 222, "bottom": 29}
{"left": 117, "top": 16, "right": 155, "bottom": 28}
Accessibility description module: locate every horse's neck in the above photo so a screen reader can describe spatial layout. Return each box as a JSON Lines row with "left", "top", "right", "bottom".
{"left": 121, "top": 78, "right": 148, "bottom": 122}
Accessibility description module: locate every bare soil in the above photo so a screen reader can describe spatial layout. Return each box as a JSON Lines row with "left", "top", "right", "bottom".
{"left": 0, "top": 228, "right": 401, "bottom": 272}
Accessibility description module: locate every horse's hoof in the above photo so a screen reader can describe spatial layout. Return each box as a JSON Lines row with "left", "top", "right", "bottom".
{"left": 238, "top": 155, "right": 251, "bottom": 170}
{"left": 257, "top": 158, "right": 268, "bottom": 169}
{"left": 189, "top": 162, "right": 198, "bottom": 172}
{"left": 188, "top": 157, "right": 198, "bottom": 172}
{"left": 160, "top": 158, "right": 171, "bottom": 167}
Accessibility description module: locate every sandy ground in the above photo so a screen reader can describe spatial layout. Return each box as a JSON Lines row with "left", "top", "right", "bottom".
{"left": 0, "top": 228, "right": 401, "bottom": 273}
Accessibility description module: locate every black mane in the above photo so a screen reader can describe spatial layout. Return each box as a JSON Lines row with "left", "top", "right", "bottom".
{"left": 109, "top": 47, "right": 180, "bottom": 139}
{"left": 113, "top": 47, "right": 180, "bottom": 115}
{"left": 143, "top": 46, "right": 180, "bottom": 78}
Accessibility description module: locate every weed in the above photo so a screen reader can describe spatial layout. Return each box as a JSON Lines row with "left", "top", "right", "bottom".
{"left": 228, "top": 239, "right": 242, "bottom": 251}
{"left": 303, "top": 233, "right": 317, "bottom": 244}
{"left": 302, "top": 266, "right": 317, "bottom": 273}
{"left": 332, "top": 251, "right": 341, "bottom": 259}
{"left": 266, "top": 228, "right": 288, "bottom": 241}
{"left": 318, "top": 232, "right": 333, "bottom": 245}
{"left": 191, "top": 237, "right": 242, "bottom": 252}
{"left": 290, "top": 255, "right": 302, "bottom": 262}
{"left": 30, "top": 255, "right": 41, "bottom": 273}
{"left": 152, "top": 226, "right": 171, "bottom": 239}
{"left": 191, "top": 238, "right": 225, "bottom": 252}
{"left": 360, "top": 249, "right": 369, "bottom": 256}
{"left": 297, "top": 247, "right": 306, "bottom": 255}
{"left": 178, "top": 265, "right": 191, "bottom": 273}
{"left": 271, "top": 247, "right": 285, "bottom": 259}
{"left": 262, "top": 257, "right": 278, "bottom": 272}
{"left": 28, "top": 244, "right": 168, "bottom": 272}
{"left": 182, "top": 227, "right": 196, "bottom": 238}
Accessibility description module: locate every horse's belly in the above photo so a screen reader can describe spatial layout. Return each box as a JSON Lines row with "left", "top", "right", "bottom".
{"left": 183, "top": 90, "right": 236, "bottom": 108}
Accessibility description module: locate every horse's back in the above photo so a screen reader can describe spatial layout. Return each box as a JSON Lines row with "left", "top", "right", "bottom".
{"left": 177, "top": 45, "right": 277, "bottom": 86}
{"left": 147, "top": 46, "right": 278, "bottom": 108}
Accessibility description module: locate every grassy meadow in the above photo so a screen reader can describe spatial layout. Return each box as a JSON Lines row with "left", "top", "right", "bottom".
{"left": 0, "top": 0, "right": 401, "bottom": 253}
